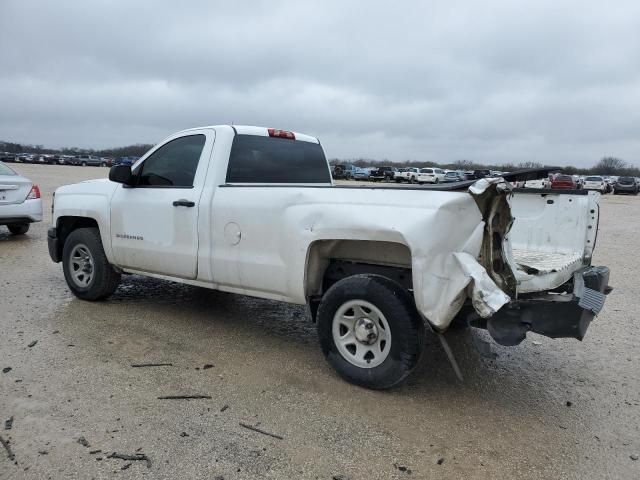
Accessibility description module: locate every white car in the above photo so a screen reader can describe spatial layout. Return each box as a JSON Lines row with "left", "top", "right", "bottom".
{"left": 417, "top": 168, "right": 446, "bottom": 184}
{"left": 0, "top": 162, "right": 43, "bottom": 235}
{"left": 583, "top": 176, "right": 606, "bottom": 193}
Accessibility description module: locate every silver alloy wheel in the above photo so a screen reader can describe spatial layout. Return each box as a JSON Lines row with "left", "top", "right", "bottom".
{"left": 69, "top": 243, "right": 94, "bottom": 288}
{"left": 332, "top": 300, "right": 392, "bottom": 368}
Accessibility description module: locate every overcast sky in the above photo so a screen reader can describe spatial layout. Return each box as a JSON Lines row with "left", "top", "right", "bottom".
{"left": 1, "top": 1, "right": 639, "bottom": 166}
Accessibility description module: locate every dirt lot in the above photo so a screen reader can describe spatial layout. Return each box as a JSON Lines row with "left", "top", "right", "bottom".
{"left": 1, "top": 164, "right": 638, "bottom": 479}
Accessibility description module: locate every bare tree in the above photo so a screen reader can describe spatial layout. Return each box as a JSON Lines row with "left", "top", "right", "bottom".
{"left": 594, "top": 157, "right": 627, "bottom": 175}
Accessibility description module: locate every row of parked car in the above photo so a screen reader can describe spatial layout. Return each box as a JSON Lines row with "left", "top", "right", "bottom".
{"left": 331, "top": 165, "right": 502, "bottom": 184}
{"left": 0, "top": 152, "right": 139, "bottom": 167}
{"left": 520, "top": 174, "right": 639, "bottom": 195}
{"left": 331, "top": 164, "right": 640, "bottom": 194}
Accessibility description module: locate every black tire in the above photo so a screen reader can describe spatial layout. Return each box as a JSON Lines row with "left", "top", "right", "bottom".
{"left": 81, "top": 161, "right": 87, "bottom": 166}
{"left": 8, "top": 224, "right": 29, "bottom": 235}
{"left": 316, "top": 274, "right": 425, "bottom": 389}
{"left": 101, "top": 162, "right": 107, "bottom": 167}
{"left": 62, "top": 227, "right": 120, "bottom": 300}
{"left": 435, "top": 178, "right": 439, "bottom": 184}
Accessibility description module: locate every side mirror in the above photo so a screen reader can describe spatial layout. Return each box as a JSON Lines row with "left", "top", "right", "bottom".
{"left": 109, "top": 164, "right": 134, "bottom": 186}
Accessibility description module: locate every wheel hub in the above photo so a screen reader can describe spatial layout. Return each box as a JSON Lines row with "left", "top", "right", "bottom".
{"left": 354, "top": 317, "right": 379, "bottom": 345}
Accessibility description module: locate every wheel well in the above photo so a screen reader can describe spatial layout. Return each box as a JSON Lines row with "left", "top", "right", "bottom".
{"left": 306, "top": 240, "right": 413, "bottom": 316}
{"left": 55, "top": 216, "right": 99, "bottom": 258}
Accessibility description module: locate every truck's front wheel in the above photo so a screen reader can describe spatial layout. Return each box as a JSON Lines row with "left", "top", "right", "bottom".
{"left": 62, "top": 227, "right": 121, "bottom": 301}
{"left": 316, "top": 275, "right": 424, "bottom": 389}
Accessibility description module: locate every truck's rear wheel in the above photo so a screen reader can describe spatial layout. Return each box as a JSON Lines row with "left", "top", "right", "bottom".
{"left": 62, "top": 227, "right": 120, "bottom": 300}
{"left": 316, "top": 275, "right": 424, "bottom": 389}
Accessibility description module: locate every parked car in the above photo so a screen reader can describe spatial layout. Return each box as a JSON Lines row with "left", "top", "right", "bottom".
{"left": 0, "top": 161, "right": 43, "bottom": 235}
{"left": 113, "top": 156, "right": 139, "bottom": 167}
{"left": 0, "top": 152, "right": 16, "bottom": 162}
{"left": 550, "top": 174, "right": 576, "bottom": 190}
{"left": 47, "top": 125, "right": 610, "bottom": 390}
{"left": 613, "top": 176, "right": 639, "bottom": 195}
{"left": 369, "top": 166, "right": 397, "bottom": 182}
{"left": 442, "top": 171, "right": 465, "bottom": 183}
{"left": 473, "top": 169, "right": 491, "bottom": 179}
{"left": 332, "top": 164, "right": 356, "bottom": 180}
{"left": 583, "top": 176, "right": 607, "bottom": 193}
{"left": 394, "top": 167, "right": 420, "bottom": 183}
{"left": 353, "top": 167, "right": 371, "bottom": 181}
{"left": 417, "top": 168, "right": 446, "bottom": 184}
{"left": 72, "top": 155, "right": 107, "bottom": 167}
{"left": 15, "top": 153, "right": 35, "bottom": 163}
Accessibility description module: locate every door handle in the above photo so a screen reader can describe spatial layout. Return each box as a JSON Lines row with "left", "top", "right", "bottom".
{"left": 172, "top": 199, "right": 195, "bottom": 207}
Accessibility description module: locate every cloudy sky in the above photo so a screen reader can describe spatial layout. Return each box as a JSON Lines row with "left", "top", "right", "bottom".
{"left": 1, "top": 0, "right": 639, "bottom": 166}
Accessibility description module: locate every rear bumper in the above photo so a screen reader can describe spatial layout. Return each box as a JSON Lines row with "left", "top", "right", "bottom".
{"left": 0, "top": 199, "right": 43, "bottom": 224}
{"left": 483, "top": 266, "right": 611, "bottom": 346}
{"left": 48, "top": 226, "right": 61, "bottom": 262}
{"left": 614, "top": 185, "right": 638, "bottom": 193}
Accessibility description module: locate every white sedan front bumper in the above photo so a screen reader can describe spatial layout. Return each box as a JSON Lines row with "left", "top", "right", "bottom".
{"left": 0, "top": 198, "right": 43, "bottom": 224}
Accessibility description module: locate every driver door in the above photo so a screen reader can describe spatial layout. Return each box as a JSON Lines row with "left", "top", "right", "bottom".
{"left": 110, "top": 130, "right": 214, "bottom": 278}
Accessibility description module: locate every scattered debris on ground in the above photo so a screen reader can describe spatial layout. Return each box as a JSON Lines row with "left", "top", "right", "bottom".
{"left": 77, "top": 436, "right": 90, "bottom": 448}
{"left": 332, "top": 475, "right": 351, "bottom": 480}
{"left": 4, "top": 417, "right": 13, "bottom": 430}
{"left": 157, "top": 395, "right": 211, "bottom": 400}
{"left": 27, "top": 340, "right": 38, "bottom": 348}
{"left": 89, "top": 449, "right": 101, "bottom": 454}
{"left": 180, "top": 432, "right": 189, "bottom": 437}
{"left": 38, "top": 450, "right": 48, "bottom": 455}
{"left": 437, "top": 457, "right": 445, "bottom": 465}
{"left": 107, "top": 451, "right": 152, "bottom": 468}
{"left": 131, "top": 363, "right": 173, "bottom": 368}
{"left": 203, "top": 364, "right": 214, "bottom": 370}
{"left": 2, "top": 367, "right": 11, "bottom": 374}
{"left": 631, "top": 454, "right": 638, "bottom": 461}
{"left": 239, "top": 422, "right": 284, "bottom": 440}
{"left": 0, "top": 434, "right": 15, "bottom": 461}
{"left": 121, "top": 462, "right": 132, "bottom": 470}
{"left": 220, "top": 404, "right": 229, "bottom": 412}
{"left": 393, "top": 462, "right": 412, "bottom": 474}
{"left": 566, "top": 401, "right": 573, "bottom": 407}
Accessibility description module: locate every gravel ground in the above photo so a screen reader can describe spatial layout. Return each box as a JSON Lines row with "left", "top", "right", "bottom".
{"left": 1, "top": 164, "right": 638, "bottom": 479}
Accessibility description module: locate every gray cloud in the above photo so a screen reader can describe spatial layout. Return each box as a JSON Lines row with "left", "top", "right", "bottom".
{"left": 1, "top": 0, "right": 639, "bottom": 166}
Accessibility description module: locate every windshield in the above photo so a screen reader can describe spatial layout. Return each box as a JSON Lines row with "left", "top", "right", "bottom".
{"left": 420, "top": 168, "right": 433, "bottom": 173}
{"left": 585, "top": 176, "right": 602, "bottom": 181}
{"left": 0, "top": 162, "right": 16, "bottom": 175}
{"left": 555, "top": 175, "right": 572, "bottom": 181}
{"left": 618, "top": 176, "right": 634, "bottom": 183}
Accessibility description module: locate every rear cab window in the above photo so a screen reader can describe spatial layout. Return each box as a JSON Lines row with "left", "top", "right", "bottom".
{"left": 226, "top": 135, "right": 330, "bottom": 183}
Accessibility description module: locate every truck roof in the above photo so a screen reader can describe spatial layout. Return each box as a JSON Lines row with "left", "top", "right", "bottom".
{"left": 175, "top": 125, "right": 320, "bottom": 144}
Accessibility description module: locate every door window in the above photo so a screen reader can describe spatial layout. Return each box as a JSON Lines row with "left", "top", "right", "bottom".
{"left": 136, "top": 135, "right": 206, "bottom": 187}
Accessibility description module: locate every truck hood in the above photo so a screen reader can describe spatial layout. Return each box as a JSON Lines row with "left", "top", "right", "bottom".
{"left": 55, "top": 178, "right": 118, "bottom": 197}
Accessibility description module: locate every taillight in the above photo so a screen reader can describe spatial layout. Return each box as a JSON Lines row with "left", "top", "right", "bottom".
{"left": 268, "top": 128, "right": 295, "bottom": 140}
{"left": 27, "top": 185, "right": 41, "bottom": 200}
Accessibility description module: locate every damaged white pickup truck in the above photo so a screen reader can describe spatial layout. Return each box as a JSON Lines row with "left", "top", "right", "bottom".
{"left": 48, "top": 125, "right": 611, "bottom": 389}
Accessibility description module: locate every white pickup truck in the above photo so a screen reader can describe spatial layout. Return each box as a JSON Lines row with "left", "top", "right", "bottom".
{"left": 48, "top": 125, "right": 611, "bottom": 389}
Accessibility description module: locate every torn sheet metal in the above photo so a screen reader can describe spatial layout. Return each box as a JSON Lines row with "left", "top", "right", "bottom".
{"left": 453, "top": 252, "right": 511, "bottom": 317}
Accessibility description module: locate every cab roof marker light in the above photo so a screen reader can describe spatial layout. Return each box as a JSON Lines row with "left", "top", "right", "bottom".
{"left": 268, "top": 128, "right": 295, "bottom": 140}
